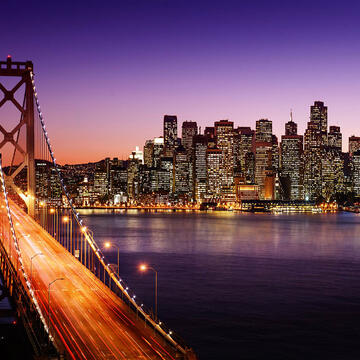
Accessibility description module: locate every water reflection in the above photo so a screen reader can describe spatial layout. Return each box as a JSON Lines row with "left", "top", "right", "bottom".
{"left": 78, "top": 211, "right": 360, "bottom": 260}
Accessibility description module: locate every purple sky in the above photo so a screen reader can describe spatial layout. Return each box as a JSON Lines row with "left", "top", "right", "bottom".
{"left": 1, "top": 0, "right": 360, "bottom": 164}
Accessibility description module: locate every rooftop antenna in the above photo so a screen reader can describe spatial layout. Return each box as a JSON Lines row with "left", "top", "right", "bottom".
{"left": 290, "top": 109, "right": 293, "bottom": 122}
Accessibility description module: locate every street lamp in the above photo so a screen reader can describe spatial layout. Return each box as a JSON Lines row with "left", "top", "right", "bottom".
{"left": 139, "top": 264, "right": 158, "bottom": 321}
{"left": 104, "top": 242, "right": 120, "bottom": 276}
{"left": 30, "top": 252, "right": 43, "bottom": 285}
{"left": 48, "top": 278, "right": 65, "bottom": 345}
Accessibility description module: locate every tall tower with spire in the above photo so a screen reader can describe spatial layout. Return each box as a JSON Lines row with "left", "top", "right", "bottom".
{"left": 280, "top": 111, "right": 304, "bottom": 200}
{"left": 285, "top": 110, "right": 298, "bottom": 136}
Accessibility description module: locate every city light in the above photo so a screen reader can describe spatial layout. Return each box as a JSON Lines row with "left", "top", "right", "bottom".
{"left": 139, "top": 264, "right": 148, "bottom": 272}
{"left": 62, "top": 216, "right": 69, "bottom": 223}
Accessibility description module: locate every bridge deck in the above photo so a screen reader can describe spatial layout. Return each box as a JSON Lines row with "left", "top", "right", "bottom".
{"left": 10, "top": 202, "right": 180, "bottom": 360}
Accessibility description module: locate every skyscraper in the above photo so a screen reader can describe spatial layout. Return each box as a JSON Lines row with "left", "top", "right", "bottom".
{"left": 303, "top": 121, "right": 322, "bottom": 200}
{"left": 328, "top": 126, "right": 342, "bottom": 150}
{"left": 181, "top": 121, "right": 198, "bottom": 154}
{"left": 163, "top": 115, "right": 178, "bottom": 155}
{"left": 321, "top": 147, "right": 344, "bottom": 200}
{"left": 193, "top": 135, "right": 208, "bottom": 202}
{"left": 310, "top": 101, "right": 328, "bottom": 145}
{"left": 285, "top": 113, "right": 297, "bottom": 135}
{"left": 349, "top": 136, "right": 360, "bottom": 156}
{"left": 255, "top": 119, "right": 272, "bottom": 143}
{"left": 280, "top": 117, "right": 303, "bottom": 200}
{"left": 254, "top": 119, "right": 273, "bottom": 198}
{"left": 143, "top": 140, "right": 154, "bottom": 168}
{"left": 152, "top": 137, "right": 164, "bottom": 168}
{"left": 215, "top": 120, "right": 234, "bottom": 198}
{"left": 206, "top": 148, "right": 222, "bottom": 198}
{"left": 173, "top": 145, "right": 191, "bottom": 198}
{"left": 352, "top": 150, "right": 360, "bottom": 195}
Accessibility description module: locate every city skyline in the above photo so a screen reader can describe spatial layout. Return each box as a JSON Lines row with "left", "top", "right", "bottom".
{"left": 2, "top": 0, "right": 360, "bottom": 163}
{"left": 26, "top": 100, "right": 360, "bottom": 208}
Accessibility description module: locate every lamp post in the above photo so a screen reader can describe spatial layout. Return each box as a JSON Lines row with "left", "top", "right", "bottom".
{"left": 139, "top": 264, "right": 158, "bottom": 321}
{"left": 104, "top": 242, "right": 120, "bottom": 277}
{"left": 48, "top": 278, "right": 64, "bottom": 345}
{"left": 62, "top": 215, "right": 70, "bottom": 250}
{"left": 30, "top": 252, "right": 43, "bottom": 285}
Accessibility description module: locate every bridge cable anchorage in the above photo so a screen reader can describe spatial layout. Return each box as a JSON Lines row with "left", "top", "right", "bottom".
{"left": 29, "top": 71, "right": 188, "bottom": 355}
{"left": 0, "top": 155, "right": 54, "bottom": 345}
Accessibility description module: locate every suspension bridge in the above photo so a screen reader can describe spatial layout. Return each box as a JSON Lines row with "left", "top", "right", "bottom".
{"left": 0, "top": 56, "right": 196, "bottom": 360}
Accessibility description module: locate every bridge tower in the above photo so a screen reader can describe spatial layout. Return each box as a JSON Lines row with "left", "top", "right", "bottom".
{"left": 0, "top": 56, "right": 35, "bottom": 217}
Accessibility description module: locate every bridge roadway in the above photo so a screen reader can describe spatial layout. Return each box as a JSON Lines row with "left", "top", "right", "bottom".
{"left": 9, "top": 201, "right": 181, "bottom": 360}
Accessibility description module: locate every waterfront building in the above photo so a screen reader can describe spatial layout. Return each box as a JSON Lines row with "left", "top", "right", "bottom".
{"left": 235, "top": 183, "right": 260, "bottom": 201}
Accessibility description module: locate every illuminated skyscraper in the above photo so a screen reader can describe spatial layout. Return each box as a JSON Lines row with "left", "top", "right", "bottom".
{"left": 181, "top": 121, "right": 198, "bottom": 154}
{"left": 349, "top": 136, "right": 360, "bottom": 156}
{"left": 152, "top": 137, "right": 164, "bottom": 168}
{"left": 163, "top": 115, "right": 178, "bottom": 155}
{"left": 310, "top": 101, "right": 328, "bottom": 145}
{"left": 174, "top": 146, "right": 191, "bottom": 198}
{"left": 352, "top": 150, "right": 360, "bottom": 195}
{"left": 303, "top": 121, "right": 322, "bottom": 200}
{"left": 215, "top": 120, "right": 234, "bottom": 198}
{"left": 143, "top": 140, "right": 154, "bottom": 168}
{"left": 159, "top": 157, "right": 173, "bottom": 193}
{"left": 193, "top": 135, "right": 208, "bottom": 202}
{"left": 285, "top": 113, "right": 297, "bottom": 135}
{"left": 321, "top": 147, "right": 344, "bottom": 200}
{"left": 255, "top": 119, "right": 272, "bottom": 143}
{"left": 127, "top": 157, "right": 140, "bottom": 201}
{"left": 254, "top": 119, "right": 273, "bottom": 198}
{"left": 204, "top": 127, "right": 216, "bottom": 148}
{"left": 206, "top": 148, "right": 222, "bottom": 198}
{"left": 280, "top": 117, "right": 303, "bottom": 200}
{"left": 328, "top": 126, "right": 342, "bottom": 150}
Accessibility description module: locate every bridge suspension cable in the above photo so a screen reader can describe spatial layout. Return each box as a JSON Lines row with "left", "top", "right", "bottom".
{"left": 29, "top": 71, "right": 189, "bottom": 355}
{"left": 0, "top": 154, "right": 56, "bottom": 349}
